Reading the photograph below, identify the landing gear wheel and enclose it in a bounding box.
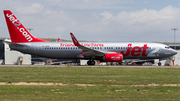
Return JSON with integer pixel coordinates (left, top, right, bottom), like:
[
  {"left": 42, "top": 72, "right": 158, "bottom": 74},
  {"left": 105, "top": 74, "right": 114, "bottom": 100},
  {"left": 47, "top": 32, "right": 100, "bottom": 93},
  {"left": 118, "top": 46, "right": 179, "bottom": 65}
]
[
  {"left": 87, "top": 61, "right": 91, "bottom": 65},
  {"left": 158, "top": 62, "right": 161, "bottom": 66},
  {"left": 87, "top": 60, "right": 95, "bottom": 65},
  {"left": 91, "top": 61, "right": 95, "bottom": 65}
]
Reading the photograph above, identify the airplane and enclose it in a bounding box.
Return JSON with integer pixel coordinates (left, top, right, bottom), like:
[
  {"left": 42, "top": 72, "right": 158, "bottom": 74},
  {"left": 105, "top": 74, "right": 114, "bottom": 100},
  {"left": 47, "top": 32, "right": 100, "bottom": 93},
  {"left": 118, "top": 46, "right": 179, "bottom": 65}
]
[
  {"left": 58, "top": 38, "right": 61, "bottom": 42},
  {"left": 3, "top": 10, "right": 177, "bottom": 66}
]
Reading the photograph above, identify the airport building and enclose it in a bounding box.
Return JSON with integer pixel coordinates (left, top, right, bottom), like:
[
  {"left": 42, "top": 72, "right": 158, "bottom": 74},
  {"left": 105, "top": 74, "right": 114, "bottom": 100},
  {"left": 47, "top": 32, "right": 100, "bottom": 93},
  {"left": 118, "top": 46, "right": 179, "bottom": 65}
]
[
  {"left": 3, "top": 39, "right": 31, "bottom": 65},
  {"left": 0, "top": 40, "right": 4, "bottom": 64}
]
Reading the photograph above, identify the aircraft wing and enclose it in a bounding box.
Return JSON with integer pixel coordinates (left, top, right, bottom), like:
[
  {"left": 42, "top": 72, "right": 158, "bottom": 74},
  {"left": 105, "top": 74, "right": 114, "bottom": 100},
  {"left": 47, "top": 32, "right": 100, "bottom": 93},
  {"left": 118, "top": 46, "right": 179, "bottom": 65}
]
[{"left": 70, "top": 33, "right": 105, "bottom": 57}]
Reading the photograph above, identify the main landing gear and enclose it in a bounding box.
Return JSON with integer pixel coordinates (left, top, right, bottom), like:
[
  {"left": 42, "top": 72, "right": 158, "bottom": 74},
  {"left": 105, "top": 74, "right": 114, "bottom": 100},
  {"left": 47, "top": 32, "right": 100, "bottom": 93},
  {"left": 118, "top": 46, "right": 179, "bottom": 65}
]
[{"left": 87, "top": 60, "right": 95, "bottom": 65}]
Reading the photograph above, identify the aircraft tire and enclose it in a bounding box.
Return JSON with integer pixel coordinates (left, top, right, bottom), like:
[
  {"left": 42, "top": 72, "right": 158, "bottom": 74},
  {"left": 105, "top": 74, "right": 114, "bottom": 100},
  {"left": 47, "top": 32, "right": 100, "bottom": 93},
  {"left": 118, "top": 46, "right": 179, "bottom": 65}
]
[
  {"left": 87, "top": 60, "right": 95, "bottom": 65},
  {"left": 158, "top": 62, "right": 161, "bottom": 66},
  {"left": 87, "top": 61, "right": 91, "bottom": 65},
  {"left": 91, "top": 61, "right": 95, "bottom": 65}
]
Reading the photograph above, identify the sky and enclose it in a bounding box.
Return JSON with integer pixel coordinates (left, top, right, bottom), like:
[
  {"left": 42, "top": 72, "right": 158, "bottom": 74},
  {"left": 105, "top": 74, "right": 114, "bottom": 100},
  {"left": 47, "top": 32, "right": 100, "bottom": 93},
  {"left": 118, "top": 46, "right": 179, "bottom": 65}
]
[{"left": 1, "top": 0, "right": 180, "bottom": 42}]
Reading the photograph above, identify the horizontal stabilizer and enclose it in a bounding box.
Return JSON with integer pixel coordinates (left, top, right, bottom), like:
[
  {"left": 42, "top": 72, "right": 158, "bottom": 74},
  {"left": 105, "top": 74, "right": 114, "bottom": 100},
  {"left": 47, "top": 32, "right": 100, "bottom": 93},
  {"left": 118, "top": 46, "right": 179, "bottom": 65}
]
[{"left": 4, "top": 41, "right": 24, "bottom": 47}]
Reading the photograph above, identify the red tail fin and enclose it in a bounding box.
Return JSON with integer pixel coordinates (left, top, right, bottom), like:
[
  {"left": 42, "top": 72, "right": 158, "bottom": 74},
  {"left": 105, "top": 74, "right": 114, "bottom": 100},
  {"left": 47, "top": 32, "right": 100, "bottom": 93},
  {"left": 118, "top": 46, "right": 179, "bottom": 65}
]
[
  {"left": 4, "top": 10, "right": 49, "bottom": 43},
  {"left": 58, "top": 38, "right": 61, "bottom": 42}
]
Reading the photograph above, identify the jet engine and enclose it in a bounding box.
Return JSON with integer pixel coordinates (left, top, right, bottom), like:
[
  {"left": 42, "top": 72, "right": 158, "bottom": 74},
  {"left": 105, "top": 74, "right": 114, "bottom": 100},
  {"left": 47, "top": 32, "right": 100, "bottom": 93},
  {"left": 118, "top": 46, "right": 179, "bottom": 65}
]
[{"left": 103, "top": 53, "right": 123, "bottom": 62}]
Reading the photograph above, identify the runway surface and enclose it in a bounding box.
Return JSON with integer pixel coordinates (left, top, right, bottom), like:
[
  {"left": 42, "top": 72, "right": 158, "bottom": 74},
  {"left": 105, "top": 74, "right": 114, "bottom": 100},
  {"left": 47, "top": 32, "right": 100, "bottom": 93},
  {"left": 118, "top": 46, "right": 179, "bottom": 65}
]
[{"left": 0, "top": 65, "right": 180, "bottom": 68}]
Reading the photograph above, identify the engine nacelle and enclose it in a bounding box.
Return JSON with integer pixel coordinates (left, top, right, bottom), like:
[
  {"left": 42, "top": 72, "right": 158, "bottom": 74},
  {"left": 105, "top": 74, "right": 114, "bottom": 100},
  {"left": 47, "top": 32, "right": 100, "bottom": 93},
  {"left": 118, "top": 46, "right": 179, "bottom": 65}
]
[{"left": 104, "top": 53, "right": 123, "bottom": 62}]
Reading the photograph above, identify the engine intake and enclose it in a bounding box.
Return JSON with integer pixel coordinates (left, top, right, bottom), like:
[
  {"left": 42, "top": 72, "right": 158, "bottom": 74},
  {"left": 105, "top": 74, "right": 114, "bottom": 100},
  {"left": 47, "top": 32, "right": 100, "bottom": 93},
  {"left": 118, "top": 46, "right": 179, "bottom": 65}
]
[{"left": 104, "top": 53, "right": 123, "bottom": 62}]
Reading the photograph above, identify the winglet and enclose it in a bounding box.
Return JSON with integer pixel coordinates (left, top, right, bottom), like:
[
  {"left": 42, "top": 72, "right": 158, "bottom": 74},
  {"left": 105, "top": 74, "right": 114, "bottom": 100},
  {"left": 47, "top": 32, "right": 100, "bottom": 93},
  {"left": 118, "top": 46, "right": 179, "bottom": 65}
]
[{"left": 70, "top": 32, "right": 81, "bottom": 46}]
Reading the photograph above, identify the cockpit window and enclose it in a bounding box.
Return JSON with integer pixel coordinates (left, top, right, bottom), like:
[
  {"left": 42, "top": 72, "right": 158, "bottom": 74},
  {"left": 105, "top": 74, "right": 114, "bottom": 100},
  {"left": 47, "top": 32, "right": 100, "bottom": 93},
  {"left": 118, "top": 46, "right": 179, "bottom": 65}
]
[{"left": 165, "top": 46, "right": 170, "bottom": 49}]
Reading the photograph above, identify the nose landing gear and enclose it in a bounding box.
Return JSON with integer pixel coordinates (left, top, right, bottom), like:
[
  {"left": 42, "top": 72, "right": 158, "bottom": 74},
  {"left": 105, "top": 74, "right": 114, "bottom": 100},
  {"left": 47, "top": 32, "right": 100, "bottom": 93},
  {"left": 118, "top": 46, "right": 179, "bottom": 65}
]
[{"left": 158, "top": 62, "right": 161, "bottom": 66}]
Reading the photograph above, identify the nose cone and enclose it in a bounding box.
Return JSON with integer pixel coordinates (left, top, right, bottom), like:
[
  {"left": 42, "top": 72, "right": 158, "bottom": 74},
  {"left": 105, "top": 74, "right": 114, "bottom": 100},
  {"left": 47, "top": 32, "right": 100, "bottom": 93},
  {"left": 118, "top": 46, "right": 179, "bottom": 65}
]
[{"left": 172, "top": 49, "right": 178, "bottom": 55}]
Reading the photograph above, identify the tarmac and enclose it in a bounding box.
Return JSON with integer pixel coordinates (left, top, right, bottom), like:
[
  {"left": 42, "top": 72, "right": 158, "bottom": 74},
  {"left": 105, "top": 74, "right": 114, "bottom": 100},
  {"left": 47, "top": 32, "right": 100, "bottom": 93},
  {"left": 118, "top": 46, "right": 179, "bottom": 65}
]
[{"left": 0, "top": 65, "right": 180, "bottom": 68}]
